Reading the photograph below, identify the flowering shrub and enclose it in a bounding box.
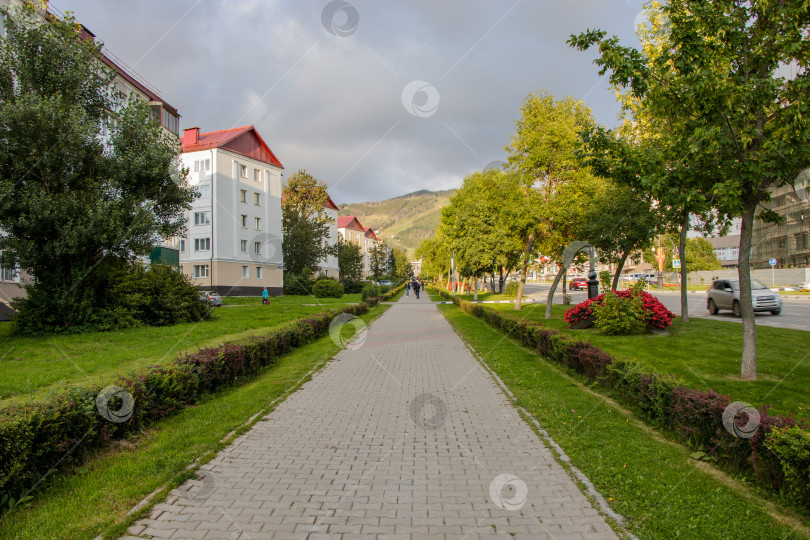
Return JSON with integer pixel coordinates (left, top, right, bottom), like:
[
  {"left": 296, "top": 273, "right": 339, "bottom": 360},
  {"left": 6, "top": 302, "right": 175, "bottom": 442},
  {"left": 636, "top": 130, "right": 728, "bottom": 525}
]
[{"left": 564, "top": 288, "right": 675, "bottom": 329}]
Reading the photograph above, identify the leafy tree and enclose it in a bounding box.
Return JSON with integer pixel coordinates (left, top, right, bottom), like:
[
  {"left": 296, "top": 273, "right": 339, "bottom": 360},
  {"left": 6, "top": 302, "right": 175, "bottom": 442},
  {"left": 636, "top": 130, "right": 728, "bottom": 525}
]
[
  {"left": 416, "top": 235, "right": 450, "bottom": 284},
  {"left": 368, "top": 242, "right": 388, "bottom": 282},
  {"left": 579, "top": 180, "right": 658, "bottom": 289},
  {"left": 438, "top": 170, "right": 527, "bottom": 301},
  {"left": 390, "top": 247, "right": 411, "bottom": 282},
  {"left": 505, "top": 91, "right": 594, "bottom": 310},
  {"left": 643, "top": 235, "right": 721, "bottom": 273},
  {"left": 281, "top": 170, "right": 336, "bottom": 278},
  {"left": 570, "top": 0, "right": 810, "bottom": 379},
  {"left": 337, "top": 235, "right": 363, "bottom": 282},
  {"left": 0, "top": 6, "right": 195, "bottom": 333}
]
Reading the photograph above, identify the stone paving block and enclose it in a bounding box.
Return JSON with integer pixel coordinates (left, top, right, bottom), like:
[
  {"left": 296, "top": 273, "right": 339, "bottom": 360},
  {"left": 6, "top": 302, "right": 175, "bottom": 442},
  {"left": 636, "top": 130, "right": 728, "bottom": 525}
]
[{"left": 124, "top": 296, "right": 617, "bottom": 539}]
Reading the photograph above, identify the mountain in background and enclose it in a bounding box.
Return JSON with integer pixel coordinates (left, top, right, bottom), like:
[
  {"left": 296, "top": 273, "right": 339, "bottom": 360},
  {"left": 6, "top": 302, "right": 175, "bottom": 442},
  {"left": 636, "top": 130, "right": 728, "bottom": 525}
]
[{"left": 338, "top": 189, "right": 455, "bottom": 256}]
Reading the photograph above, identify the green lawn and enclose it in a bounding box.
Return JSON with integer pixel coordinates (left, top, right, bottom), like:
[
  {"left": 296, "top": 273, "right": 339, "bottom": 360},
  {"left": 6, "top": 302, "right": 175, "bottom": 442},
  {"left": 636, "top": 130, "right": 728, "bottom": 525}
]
[
  {"left": 0, "top": 304, "right": 389, "bottom": 539},
  {"left": 483, "top": 302, "right": 810, "bottom": 420},
  {"left": 0, "top": 294, "right": 362, "bottom": 405},
  {"left": 438, "top": 303, "right": 810, "bottom": 538}
]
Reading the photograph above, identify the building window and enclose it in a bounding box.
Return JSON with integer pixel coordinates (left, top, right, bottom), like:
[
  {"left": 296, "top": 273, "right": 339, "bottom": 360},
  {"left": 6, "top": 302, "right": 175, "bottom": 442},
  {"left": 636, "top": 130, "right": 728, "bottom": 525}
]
[
  {"left": 180, "top": 239, "right": 186, "bottom": 252},
  {"left": 240, "top": 240, "right": 247, "bottom": 253},
  {"left": 193, "top": 211, "right": 211, "bottom": 225},
  {"left": 196, "top": 184, "right": 211, "bottom": 198},
  {"left": 240, "top": 189, "right": 247, "bottom": 203},
  {"left": 161, "top": 107, "right": 179, "bottom": 134},
  {"left": 240, "top": 164, "right": 248, "bottom": 178},
  {"left": 0, "top": 250, "right": 17, "bottom": 282},
  {"left": 193, "top": 159, "right": 210, "bottom": 172},
  {"left": 256, "top": 267, "right": 263, "bottom": 279},
  {"left": 194, "top": 238, "right": 211, "bottom": 251},
  {"left": 242, "top": 266, "right": 248, "bottom": 278},
  {"left": 192, "top": 264, "right": 209, "bottom": 278},
  {"left": 241, "top": 215, "right": 247, "bottom": 228},
  {"left": 254, "top": 241, "right": 261, "bottom": 255},
  {"left": 254, "top": 169, "right": 261, "bottom": 182},
  {"left": 253, "top": 192, "right": 261, "bottom": 206},
  {"left": 255, "top": 217, "right": 261, "bottom": 230}
]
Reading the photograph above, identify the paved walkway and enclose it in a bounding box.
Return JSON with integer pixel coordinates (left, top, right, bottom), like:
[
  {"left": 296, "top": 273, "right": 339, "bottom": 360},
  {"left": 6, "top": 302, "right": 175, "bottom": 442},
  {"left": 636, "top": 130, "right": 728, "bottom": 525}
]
[{"left": 125, "top": 292, "right": 616, "bottom": 539}]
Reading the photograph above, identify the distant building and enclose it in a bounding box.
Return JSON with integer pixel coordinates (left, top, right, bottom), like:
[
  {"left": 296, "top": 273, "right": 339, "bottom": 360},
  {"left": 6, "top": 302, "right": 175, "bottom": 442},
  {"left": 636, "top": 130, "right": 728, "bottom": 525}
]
[
  {"left": 179, "top": 126, "right": 285, "bottom": 296},
  {"left": 707, "top": 235, "right": 741, "bottom": 268},
  {"left": 317, "top": 196, "right": 340, "bottom": 279},
  {"left": 751, "top": 172, "right": 810, "bottom": 269},
  {"left": 337, "top": 216, "right": 383, "bottom": 278}
]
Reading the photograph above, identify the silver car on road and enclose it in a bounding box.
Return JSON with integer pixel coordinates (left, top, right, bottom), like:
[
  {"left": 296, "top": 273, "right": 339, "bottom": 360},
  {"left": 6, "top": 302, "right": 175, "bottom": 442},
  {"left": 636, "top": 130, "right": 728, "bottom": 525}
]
[{"left": 706, "top": 278, "right": 781, "bottom": 317}]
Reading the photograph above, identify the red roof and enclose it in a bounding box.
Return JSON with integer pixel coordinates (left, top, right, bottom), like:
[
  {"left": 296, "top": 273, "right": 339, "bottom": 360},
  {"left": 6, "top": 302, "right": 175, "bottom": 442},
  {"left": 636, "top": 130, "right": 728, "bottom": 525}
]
[
  {"left": 324, "top": 196, "right": 339, "bottom": 211},
  {"left": 337, "top": 216, "right": 365, "bottom": 231},
  {"left": 364, "top": 227, "right": 380, "bottom": 240},
  {"left": 181, "top": 126, "right": 283, "bottom": 169}
]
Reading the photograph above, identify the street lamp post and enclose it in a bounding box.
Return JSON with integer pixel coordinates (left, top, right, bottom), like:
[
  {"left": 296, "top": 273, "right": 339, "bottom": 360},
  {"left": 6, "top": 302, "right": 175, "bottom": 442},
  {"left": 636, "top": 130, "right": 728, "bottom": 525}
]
[{"left": 587, "top": 246, "right": 599, "bottom": 299}]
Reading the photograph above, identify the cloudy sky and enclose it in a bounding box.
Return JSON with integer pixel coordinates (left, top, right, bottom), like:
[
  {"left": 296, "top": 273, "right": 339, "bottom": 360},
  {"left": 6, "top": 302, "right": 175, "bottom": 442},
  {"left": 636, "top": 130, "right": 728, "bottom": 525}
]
[{"left": 52, "top": 0, "right": 648, "bottom": 204}]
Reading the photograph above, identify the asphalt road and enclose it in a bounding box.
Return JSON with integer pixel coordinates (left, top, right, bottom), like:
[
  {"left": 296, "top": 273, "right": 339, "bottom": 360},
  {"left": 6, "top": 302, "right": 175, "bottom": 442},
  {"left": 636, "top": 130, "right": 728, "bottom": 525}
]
[{"left": 521, "top": 283, "right": 810, "bottom": 332}]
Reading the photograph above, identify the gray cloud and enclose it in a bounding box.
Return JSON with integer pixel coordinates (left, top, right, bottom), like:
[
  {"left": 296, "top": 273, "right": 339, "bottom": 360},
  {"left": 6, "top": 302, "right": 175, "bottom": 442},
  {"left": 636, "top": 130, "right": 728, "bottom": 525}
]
[{"left": 53, "top": 0, "right": 647, "bottom": 203}]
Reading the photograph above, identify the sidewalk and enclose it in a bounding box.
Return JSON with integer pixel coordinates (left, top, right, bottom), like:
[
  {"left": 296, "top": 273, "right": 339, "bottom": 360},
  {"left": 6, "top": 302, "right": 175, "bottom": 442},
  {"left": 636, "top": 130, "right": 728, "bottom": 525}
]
[{"left": 125, "top": 292, "right": 616, "bottom": 539}]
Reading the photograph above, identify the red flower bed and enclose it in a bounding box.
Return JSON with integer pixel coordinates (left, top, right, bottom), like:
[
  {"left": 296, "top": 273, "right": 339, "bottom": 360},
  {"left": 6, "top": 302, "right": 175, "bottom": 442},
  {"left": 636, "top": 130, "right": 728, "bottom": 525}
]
[{"left": 564, "top": 289, "right": 675, "bottom": 329}]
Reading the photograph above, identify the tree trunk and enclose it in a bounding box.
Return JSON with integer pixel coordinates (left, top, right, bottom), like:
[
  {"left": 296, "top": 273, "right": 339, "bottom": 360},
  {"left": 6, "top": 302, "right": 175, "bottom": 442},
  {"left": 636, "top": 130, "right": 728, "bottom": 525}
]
[
  {"left": 514, "top": 235, "right": 535, "bottom": 311},
  {"left": 473, "top": 276, "right": 478, "bottom": 301},
  {"left": 490, "top": 271, "right": 495, "bottom": 293},
  {"left": 612, "top": 251, "right": 630, "bottom": 290},
  {"left": 545, "top": 265, "right": 566, "bottom": 319},
  {"left": 679, "top": 214, "right": 689, "bottom": 323},
  {"left": 499, "top": 267, "right": 505, "bottom": 293},
  {"left": 739, "top": 199, "right": 758, "bottom": 380}
]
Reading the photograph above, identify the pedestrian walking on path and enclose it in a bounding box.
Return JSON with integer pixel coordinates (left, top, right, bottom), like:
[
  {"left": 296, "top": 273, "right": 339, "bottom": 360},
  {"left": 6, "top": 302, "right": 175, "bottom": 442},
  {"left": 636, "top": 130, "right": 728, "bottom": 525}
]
[
  {"left": 127, "top": 295, "right": 616, "bottom": 539},
  {"left": 405, "top": 280, "right": 410, "bottom": 296},
  {"left": 412, "top": 279, "right": 420, "bottom": 299}
]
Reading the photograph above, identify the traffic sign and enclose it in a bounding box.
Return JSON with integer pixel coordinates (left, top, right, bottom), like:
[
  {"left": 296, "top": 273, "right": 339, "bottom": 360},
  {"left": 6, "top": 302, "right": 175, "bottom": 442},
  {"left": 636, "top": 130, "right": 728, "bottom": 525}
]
[
  {"left": 769, "top": 258, "right": 777, "bottom": 266},
  {"left": 673, "top": 259, "right": 681, "bottom": 269}
]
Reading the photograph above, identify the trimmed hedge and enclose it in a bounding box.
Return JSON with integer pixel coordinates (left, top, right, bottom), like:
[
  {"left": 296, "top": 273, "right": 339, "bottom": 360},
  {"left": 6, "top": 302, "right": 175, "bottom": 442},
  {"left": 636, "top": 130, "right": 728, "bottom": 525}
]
[
  {"left": 433, "top": 288, "right": 810, "bottom": 512},
  {"left": 0, "top": 283, "right": 405, "bottom": 509}
]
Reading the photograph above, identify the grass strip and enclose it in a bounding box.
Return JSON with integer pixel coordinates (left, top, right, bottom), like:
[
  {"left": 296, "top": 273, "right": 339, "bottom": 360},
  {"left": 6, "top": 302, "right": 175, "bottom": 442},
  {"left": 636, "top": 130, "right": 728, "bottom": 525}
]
[
  {"left": 0, "top": 295, "right": 364, "bottom": 404},
  {"left": 0, "top": 305, "right": 389, "bottom": 539},
  {"left": 437, "top": 302, "right": 809, "bottom": 539}
]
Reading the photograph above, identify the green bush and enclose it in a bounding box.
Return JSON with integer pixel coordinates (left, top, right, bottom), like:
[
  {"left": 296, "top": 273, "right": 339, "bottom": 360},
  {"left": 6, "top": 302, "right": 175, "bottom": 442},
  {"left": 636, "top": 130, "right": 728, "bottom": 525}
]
[
  {"left": 591, "top": 290, "right": 645, "bottom": 335},
  {"left": 379, "top": 285, "right": 391, "bottom": 294},
  {"left": 283, "top": 271, "right": 314, "bottom": 295},
  {"left": 504, "top": 281, "right": 519, "bottom": 297},
  {"left": 341, "top": 279, "right": 364, "bottom": 294},
  {"left": 361, "top": 284, "right": 380, "bottom": 300},
  {"left": 12, "top": 262, "right": 212, "bottom": 334},
  {"left": 312, "top": 278, "right": 344, "bottom": 298},
  {"left": 766, "top": 426, "right": 810, "bottom": 508}
]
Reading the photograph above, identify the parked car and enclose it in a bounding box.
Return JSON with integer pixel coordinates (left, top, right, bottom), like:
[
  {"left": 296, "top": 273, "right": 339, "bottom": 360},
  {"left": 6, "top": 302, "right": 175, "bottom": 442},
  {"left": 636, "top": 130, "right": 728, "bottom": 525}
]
[
  {"left": 569, "top": 277, "right": 588, "bottom": 290},
  {"left": 379, "top": 280, "right": 394, "bottom": 286},
  {"left": 199, "top": 291, "right": 223, "bottom": 307},
  {"left": 706, "top": 278, "right": 781, "bottom": 316},
  {"left": 800, "top": 281, "right": 810, "bottom": 292}
]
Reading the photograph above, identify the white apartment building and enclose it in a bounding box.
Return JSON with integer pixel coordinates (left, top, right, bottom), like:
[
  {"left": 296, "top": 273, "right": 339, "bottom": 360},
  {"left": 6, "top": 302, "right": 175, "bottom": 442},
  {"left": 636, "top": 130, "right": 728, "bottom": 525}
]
[
  {"left": 318, "top": 197, "right": 340, "bottom": 279},
  {"left": 179, "top": 126, "right": 284, "bottom": 296}
]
